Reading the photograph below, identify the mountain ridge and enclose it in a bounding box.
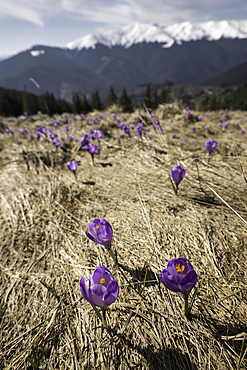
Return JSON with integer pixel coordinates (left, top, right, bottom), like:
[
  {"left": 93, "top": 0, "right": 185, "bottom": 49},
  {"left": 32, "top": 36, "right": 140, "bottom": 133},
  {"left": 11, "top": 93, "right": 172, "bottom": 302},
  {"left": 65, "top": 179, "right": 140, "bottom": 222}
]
[
  {"left": 65, "top": 20, "right": 247, "bottom": 50},
  {"left": 1, "top": 20, "right": 247, "bottom": 102}
]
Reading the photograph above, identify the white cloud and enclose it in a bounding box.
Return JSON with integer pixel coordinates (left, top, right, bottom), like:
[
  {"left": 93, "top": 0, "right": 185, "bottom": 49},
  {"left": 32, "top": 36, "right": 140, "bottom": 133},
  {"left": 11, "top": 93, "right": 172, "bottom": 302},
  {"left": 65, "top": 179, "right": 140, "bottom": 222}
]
[{"left": 0, "top": 0, "right": 246, "bottom": 27}]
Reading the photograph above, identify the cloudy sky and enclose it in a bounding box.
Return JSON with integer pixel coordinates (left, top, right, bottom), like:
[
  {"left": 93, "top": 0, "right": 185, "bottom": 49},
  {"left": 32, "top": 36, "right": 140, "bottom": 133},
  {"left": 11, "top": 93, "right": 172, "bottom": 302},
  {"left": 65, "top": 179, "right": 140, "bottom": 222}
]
[{"left": 1, "top": 0, "right": 247, "bottom": 57}]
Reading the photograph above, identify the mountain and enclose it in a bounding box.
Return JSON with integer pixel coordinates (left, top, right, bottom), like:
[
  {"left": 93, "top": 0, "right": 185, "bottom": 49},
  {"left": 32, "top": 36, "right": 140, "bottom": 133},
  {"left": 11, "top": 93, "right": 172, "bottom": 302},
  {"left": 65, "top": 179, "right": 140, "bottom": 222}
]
[
  {"left": 66, "top": 20, "right": 247, "bottom": 50},
  {"left": 203, "top": 61, "right": 247, "bottom": 86},
  {"left": 0, "top": 20, "right": 247, "bottom": 102}
]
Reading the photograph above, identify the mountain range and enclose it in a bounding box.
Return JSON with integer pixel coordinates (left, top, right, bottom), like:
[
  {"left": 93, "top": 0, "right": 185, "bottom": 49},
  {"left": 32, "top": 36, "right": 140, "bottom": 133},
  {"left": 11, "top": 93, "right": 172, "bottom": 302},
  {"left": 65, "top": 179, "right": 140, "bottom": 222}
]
[{"left": 0, "top": 20, "right": 247, "bottom": 102}]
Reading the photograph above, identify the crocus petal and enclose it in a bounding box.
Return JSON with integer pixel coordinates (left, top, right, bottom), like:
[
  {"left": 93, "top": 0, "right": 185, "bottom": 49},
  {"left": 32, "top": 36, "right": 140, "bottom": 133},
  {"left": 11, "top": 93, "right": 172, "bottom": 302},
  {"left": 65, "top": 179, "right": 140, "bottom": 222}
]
[
  {"left": 90, "top": 265, "right": 112, "bottom": 287},
  {"left": 80, "top": 276, "right": 95, "bottom": 306},
  {"left": 89, "top": 284, "right": 106, "bottom": 309},
  {"left": 85, "top": 231, "right": 102, "bottom": 245},
  {"left": 179, "top": 270, "right": 198, "bottom": 293},
  {"left": 103, "top": 280, "right": 119, "bottom": 306},
  {"left": 161, "top": 269, "right": 182, "bottom": 293}
]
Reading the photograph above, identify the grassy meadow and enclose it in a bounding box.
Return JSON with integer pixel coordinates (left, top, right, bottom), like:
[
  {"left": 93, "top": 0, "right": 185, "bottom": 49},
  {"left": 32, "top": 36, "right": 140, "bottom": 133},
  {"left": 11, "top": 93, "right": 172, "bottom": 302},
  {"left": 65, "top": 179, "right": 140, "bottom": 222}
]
[{"left": 0, "top": 105, "right": 247, "bottom": 369}]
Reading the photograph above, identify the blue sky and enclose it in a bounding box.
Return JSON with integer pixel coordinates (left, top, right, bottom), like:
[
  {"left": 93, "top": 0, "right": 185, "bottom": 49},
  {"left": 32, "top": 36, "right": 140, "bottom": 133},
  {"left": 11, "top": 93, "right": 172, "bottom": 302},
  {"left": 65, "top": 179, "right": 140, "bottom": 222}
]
[{"left": 1, "top": 0, "right": 247, "bottom": 57}]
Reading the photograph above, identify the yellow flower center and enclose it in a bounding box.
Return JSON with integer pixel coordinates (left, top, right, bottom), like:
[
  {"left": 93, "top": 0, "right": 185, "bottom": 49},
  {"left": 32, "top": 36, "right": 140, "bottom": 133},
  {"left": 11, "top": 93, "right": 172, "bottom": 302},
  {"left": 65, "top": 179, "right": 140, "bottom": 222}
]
[
  {"left": 94, "top": 225, "right": 99, "bottom": 229},
  {"left": 176, "top": 264, "right": 185, "bottom": 275},
  {"left": 100, "top": 278, "right": 106, "bottom": 285}
]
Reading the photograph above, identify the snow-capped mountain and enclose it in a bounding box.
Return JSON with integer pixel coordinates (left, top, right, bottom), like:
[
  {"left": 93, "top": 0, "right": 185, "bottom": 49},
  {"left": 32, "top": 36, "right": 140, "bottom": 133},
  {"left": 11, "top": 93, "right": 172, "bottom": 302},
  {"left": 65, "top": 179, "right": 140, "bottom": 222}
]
[
  {"left": 1, "top": 20, "right": 247, "bottom": 102},
  {"left": 66, "top": 20, "right": 247, "bottom": 50}
]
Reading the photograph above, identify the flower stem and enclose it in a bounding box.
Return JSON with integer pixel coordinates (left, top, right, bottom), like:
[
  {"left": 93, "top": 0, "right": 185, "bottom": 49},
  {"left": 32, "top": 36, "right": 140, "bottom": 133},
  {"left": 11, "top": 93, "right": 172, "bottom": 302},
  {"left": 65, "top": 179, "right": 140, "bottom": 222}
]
[
  {"left": 102, "top": 309, "right": 110, "bottom": 332},
  {"left": 91, "top": 154, "right": 95, "bottom": 166},
  {"left": 184, "top": 294, "right": 189, "bottom": 318},
  {"left": 106, "top": 247, "right": 118, "bottom": 266}
]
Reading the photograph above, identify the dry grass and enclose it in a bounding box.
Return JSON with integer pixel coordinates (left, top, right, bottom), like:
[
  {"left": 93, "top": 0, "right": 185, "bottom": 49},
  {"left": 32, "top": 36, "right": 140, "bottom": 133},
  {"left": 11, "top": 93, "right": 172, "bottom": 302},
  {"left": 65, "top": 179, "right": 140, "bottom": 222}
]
[{"left": 0, "top": 106, "right": 247, "bottom": 369}]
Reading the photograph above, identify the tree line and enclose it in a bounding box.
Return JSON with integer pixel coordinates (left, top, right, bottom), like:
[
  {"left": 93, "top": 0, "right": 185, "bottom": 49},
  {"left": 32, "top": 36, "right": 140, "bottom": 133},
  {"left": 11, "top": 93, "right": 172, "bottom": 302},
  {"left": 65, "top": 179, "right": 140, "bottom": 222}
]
[
  {"left": 0, "top": 84, "right": 168, "bottom": 117},
  {"left": 199, "top": 85, "right": 247, "bottom": 111}
]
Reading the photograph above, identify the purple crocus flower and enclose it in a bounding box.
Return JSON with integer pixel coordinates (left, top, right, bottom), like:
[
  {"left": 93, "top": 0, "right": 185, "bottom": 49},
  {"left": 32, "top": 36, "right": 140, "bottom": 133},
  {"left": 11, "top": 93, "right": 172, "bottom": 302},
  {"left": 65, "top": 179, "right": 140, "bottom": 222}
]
[
  {"left": 172, "top": 134, "right": 176, "bottom": 139},
  {"left": 224, "top": 117, "right": 227, "bottom": 122},
  {"left": 187, "top": 110, "right": 192, "bottom": 115},
  {"left": 85, "top": 218, "right": 113, "bottom": 249},
  {"left": 85, "top": 143, "right": 96, "bottom": 154},
  {"left": 65, "top": 125, "right": 71, "bottom": 132},
  {"left": 36, "top": 132, "right": 42, "bottom": 140},
  {"left": 50, "top": 133, "right": 58, "bottom": 139},
  {"left": 100, "top": 115, "right": 106, "bottom": 119},
  {"left": 37, "top": 126, "right": 47, "bottom": 136},
  {"left": 161, "top": 258, "right": 197, "bottom": 296},
  {"left": 54, "top": 121, "right": 60, "bottom": 127},
  {"left": 192, "top": 126, "right": 196, "bottom": 132},
  {"left": 205, "top": 140, "right": 217, "bottom": 155},
  {"left": 80, "top": 113, "right": 85, "bottom": 119},
  {"left": 93, "top": 117, "right": 98, "bottom": 125},
  {"left": 80, "top": 266, "right": 119, "bottom": 310},
  {"left": 5, "top": 128, "right": 9, "bottom": 133},
  {"left": 30, "top": 134, "right": 34, "bottom": 140},
  {"left": 94, "top": 130, "right": 102, "bottom": 141},
  {"left": 67, "top": 134, "right": 74, "bottom": 141},
  {"left": 171, "top": 165, "right": 185, "bottom": 193},
  {"left": 130, "top": 124, "right": 135, "bottom": 129},
  {"left": 197, "top": 116, "right": 203, "bottom": 121},
  {"left": 80, "top": 135, "right": 89, "bottom": 149},
  {"left": 136, "top": 124, "right": 143, "bottom": 140},
  {"left": 124, "top": 127, "right": 131, "bottom": 137},
  {"left": 24, "top": 112, "right": 29, "bottom": 117},
  {"left": 241, "top": 130, "right": 246, "bottom": 135},
  {"left": 49, "top": 128, "right": 53, "bottom": 133},
  {"left": 67, "top": 160, "right": 78, "bottom": 176},
  {"left": 53, "top": 139, "right": 61, "bottom": 147},
  {"left": 170, "top": 119, "right": 173, "bottom": 124},
  {"left": 120, "top": 134, "right": 125, "bottom": 139}
]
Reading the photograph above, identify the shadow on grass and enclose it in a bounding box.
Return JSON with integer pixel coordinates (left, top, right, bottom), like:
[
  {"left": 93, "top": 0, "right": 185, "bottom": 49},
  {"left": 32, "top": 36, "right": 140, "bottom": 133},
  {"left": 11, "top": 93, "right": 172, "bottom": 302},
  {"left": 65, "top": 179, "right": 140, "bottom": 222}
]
[
  {"left": 98, "top": 162, "right": 113, "bottom": 167},
  {"left": 119, "top": 263, "right": 159, "bottom": 288},
  {"left": 82, "top": 181, "right": 95, "bottom": 185},
  {"left": 114, "top": 336, "right": 199, "bottom": 370}
]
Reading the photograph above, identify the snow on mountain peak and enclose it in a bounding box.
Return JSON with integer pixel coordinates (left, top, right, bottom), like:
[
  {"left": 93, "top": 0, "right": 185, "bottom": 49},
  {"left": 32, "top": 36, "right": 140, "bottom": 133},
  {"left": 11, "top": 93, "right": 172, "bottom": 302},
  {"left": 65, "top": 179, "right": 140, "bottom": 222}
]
[{"left": 65, "top": 20, "right": 247, "bottom": 50}]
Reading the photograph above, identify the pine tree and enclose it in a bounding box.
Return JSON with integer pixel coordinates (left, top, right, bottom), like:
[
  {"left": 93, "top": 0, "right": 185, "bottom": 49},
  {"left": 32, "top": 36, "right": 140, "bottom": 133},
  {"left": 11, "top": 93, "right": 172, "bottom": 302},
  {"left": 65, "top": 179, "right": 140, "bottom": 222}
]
[
  {"left": 91, "top": 90, "right": 104, "bottom": 111},
  {"left": 144, "top": 84, "right": 151, "bottom": 108},
  {"left": 107, "top": 85, "right": 118, "bottom": 107},
  {"left": 159, "top": 89, "right": 167, "bottom": 104},
  {"left": 120, "top": 88, "right": 133, "bottom": 112},
  {"left": 82, "top": 95, "right": 92, "bottom": 113},
  {"left": 153, "top": 87, "right": 159, "bottom": 108},
  {"left": 72, "top": 91, "right": 83, "bottom": 113}
]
